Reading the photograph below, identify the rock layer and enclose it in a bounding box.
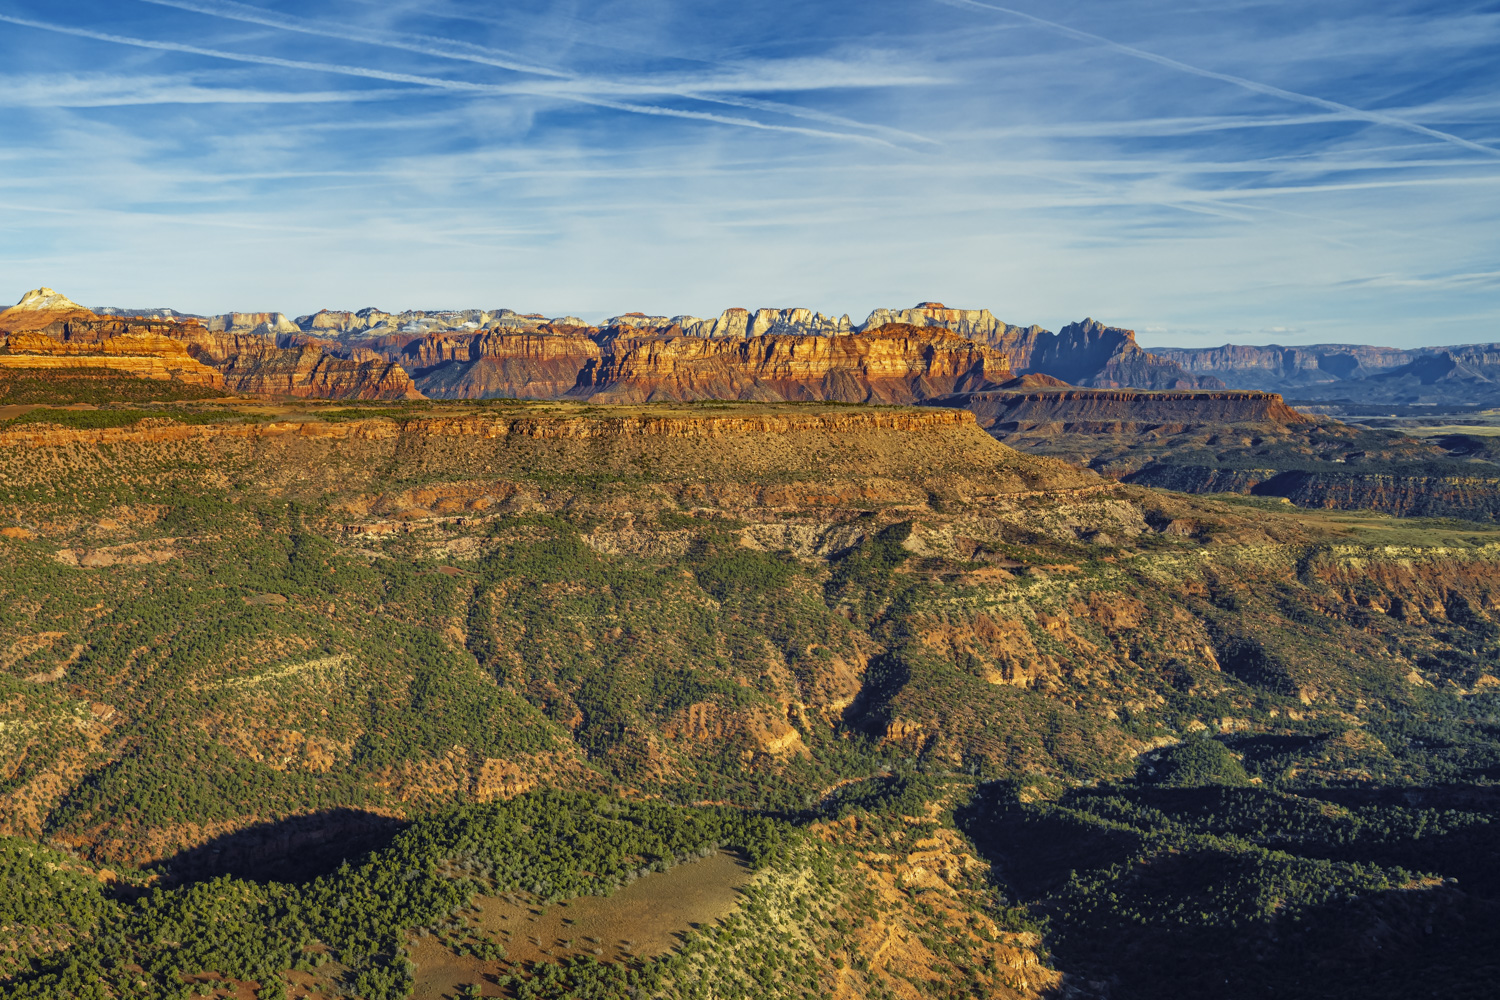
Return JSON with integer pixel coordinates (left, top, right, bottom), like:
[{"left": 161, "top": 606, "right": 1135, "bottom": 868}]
[
  {"left": 576, "top": 325, "right": 1010, "bottom": 403},
  {"left": 929, "top": 388, "right": 1309, "bottom": 430},
  {"left": 1, "top": 319, "right": 223, "bottom": 387}
]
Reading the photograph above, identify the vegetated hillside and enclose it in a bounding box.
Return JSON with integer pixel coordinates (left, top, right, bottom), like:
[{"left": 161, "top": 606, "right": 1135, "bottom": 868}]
[{"left": 2, "top": 398, "right": 1499, "bottom": 998}]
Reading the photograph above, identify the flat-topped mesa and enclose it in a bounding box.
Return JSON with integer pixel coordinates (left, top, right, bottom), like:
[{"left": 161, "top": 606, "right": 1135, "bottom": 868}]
[
  {"left": 928, "top": 387, "right": 1311, "bottom": 431},
  {"left": 0, "top": 403, "right": 1097, "bottom": 502}
]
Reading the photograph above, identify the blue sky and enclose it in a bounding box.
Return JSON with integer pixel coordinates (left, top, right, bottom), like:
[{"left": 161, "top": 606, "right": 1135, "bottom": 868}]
[{"left": 0, "top": 0, "right": 1496, "bottom": 346}]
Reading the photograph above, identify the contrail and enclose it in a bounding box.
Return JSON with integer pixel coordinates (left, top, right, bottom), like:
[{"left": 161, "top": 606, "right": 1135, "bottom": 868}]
[
  {"left": 134, "top": 0, "right": 937, "bottom": 145},
  {"left": 136, "top": 0, "right": 571, "bottom": 78},
  {"left": 0, "top": 13, "right": 899, "bottom": 146},
  {"left": 938, "top": 0, "right": 1500, "bottom": 160}
]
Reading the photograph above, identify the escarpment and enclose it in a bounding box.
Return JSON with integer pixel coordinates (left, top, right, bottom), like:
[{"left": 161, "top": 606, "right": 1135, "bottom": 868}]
[
  {"left": 403, "top": 329, "right": 603, "bottom": 399},
  {"left": 216, "top": 343, "right": 422, "bottom": 399},
  {"left": 575, "top": 324, "right": 1011, "bottom": 403},
  {"left": 0, "top": 403, "right": 1092, "bottom": 501},
  {"left": 927, "top": 387, "right": 1309, "bottom": 430},
  {"left": 0, "top": 314, "right": 420, "bottom": 400},
  {"left": 0, "top": 318, "right": 224, "bottom": 387}
]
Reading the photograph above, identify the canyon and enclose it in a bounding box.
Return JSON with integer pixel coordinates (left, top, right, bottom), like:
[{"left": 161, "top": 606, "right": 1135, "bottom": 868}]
[{"left": 2, "top": 395, "right": 1499, "bottom": 1000}]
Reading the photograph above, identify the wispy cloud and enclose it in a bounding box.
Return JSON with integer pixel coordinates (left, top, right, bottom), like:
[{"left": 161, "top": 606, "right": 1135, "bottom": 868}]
[
  {"left": 0, "top": 12, "right": 907, "bottom": 146},
  {"left": 0, "top": 0, "right": 1495, "bottom": 345},
  {"left": 937, "top": 0, "right": 1500, "bottom": 160},
  {"left": 3, "top": 73, "right": 428, "bottom": 106},
  {"left": 136, "top": 0, "right": 571, "bottom": 78},
  {"left": 132, "top": 0, "right": 940, "bottom": 143}
]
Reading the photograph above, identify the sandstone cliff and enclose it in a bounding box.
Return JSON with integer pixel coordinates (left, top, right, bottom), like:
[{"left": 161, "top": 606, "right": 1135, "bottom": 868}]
[
  {"left": 0, "top": 288, "right": 1235, "bottom": 402},
  {"left": 217, "top": 343, "right": 423, "bottom": 399},
  {"left": 577, "top": 325, "right": 1011, "bottom": 404},
  {"left": 405, "top": 329, "right": 601, "bottom": 399},
  {"left": 992, "top": 318, "right": 1224, "bottom": 390},
  {"left": 1, "top": 312, "right": 418, "bottom": 399},
  {"left": 1, "top": 318, "right": 223, "bottom": 387},
  {"left": 398, "top": 324, "right": 1014, "bottom": 403}
]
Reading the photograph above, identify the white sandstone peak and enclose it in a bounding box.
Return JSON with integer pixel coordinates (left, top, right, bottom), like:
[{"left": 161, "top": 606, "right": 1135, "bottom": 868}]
[{"left": 8, "top": 287, "right": 85, "bottom": 312}]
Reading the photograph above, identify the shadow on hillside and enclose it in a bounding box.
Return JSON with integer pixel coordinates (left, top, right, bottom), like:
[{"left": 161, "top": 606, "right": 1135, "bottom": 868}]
[
  {"left": 157, "top": 808, "right": 407, "bottom": 884},
  {"left": 959, "top": 781, "right": 1500, "bottom": 1000}
]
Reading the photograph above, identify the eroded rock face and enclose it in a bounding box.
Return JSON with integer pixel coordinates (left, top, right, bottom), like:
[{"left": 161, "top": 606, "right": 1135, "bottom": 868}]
[
  {"left": 404, "top": 329, "right": 602, "bottom": 399},
  {"left": 995, "top": 318, "right": 1224, "bottom": 390},
  {"left": 576, "top": 325, "right": 1010, "bottom": 404},
  {"left": 0, "top": 318, "right": 224, "bottom": 387},
  {"left": 218, "top": 344, "right": 423, "bottom": 399}
]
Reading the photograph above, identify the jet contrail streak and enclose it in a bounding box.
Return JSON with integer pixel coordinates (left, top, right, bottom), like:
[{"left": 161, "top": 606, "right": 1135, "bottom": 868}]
[
  {"left": 0, "top": 13, "right": 897, "bottom": 146},
  {"left": 939, "top": 0, "right": 1500, "bottom": 160}
]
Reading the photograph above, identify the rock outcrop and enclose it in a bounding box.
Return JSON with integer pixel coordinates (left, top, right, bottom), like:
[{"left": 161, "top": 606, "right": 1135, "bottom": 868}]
[
  {"left": 0, "top": 287, "right": 95, "bottom": 332},
  {"left": 990, "top": 319, "right": 1223, "bottom": 390},
  {"left": 862, "top": 302, "right": 1027, "bottom": 341},
  {"left": 298, "top": 308, "right": 396, "bottom": 335},
  {"left": 672, "top": 307, "right": 856, "bottom": 339}
]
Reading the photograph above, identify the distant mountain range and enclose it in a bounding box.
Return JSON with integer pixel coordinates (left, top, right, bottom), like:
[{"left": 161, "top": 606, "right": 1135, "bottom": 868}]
[
  {"left": 1151, "top": 343, "right": 1500, "bottom": 407},
  {"left": 11, "top": 289, "right": 1496, "bottom": 407},
  {"left": 71, "top": 299, "right": 1221, "bottom": 394}
]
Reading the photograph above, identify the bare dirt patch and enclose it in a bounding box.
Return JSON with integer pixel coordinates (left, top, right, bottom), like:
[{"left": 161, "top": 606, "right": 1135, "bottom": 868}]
[{"left": 409, "top": 850, "right": 752, "bottom": 999}]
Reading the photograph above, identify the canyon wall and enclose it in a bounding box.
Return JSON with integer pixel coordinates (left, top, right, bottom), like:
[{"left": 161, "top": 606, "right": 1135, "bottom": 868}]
[
  {"left": 1, "top": 319, "right": 224, "bottom": 387},
  {"left": 576, "top": 324, "right": 1010, "bottom": 404}
]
